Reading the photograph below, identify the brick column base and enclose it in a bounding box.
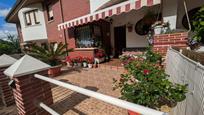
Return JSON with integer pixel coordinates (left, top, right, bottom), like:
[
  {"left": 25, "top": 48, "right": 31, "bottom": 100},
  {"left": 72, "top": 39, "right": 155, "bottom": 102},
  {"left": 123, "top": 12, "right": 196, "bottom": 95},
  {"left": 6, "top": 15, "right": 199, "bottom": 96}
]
[
  {"left": 0, "top": 67, "right": 15, "bottom": 106},
  {"left": 12, "top": 70, "right": 53, "bottom": 115}
]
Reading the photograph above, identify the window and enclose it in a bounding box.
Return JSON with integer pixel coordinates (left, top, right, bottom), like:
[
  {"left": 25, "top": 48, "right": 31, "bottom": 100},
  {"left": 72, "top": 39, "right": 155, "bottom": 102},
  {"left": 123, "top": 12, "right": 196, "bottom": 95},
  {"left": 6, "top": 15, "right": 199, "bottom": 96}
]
[
  {"left": 24, "top": 9, "right": 40, "bottom": 26},
  {"left": 47, "top": 4, "right": 54, "bottom": 21},
  {"left": 75, "top": 25, "right": 102, "bottom": 48}
]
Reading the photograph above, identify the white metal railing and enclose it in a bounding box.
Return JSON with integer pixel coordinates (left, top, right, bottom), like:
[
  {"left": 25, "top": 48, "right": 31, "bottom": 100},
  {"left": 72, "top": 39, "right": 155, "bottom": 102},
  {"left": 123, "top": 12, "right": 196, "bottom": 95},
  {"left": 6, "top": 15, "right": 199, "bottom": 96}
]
[
  {"left": 169, "top": 47, "right": 204, "bottom": 69},
  {"left": 39, "top": 102, "right": 60, "bottom": 115},
  {"left": 34, "top": 74, "right": 168, "bottom": 115},
  {"left": 166, "top": 48, "right": 204, "bottom": 115}
]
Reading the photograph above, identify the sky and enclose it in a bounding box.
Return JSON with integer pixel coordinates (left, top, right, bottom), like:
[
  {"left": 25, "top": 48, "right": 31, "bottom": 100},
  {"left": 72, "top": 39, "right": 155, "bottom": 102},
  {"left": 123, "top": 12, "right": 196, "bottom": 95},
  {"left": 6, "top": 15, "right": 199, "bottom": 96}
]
[{"left": 0, "top": 0, "right": 17, "bottom": 39}]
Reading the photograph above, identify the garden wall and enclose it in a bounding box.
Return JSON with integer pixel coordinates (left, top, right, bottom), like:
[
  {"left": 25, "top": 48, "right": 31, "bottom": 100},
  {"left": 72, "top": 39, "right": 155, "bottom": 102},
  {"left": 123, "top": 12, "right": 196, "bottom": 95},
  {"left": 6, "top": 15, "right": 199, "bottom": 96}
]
[
  {"left": 153, "top": 32, "right": 188, "bottom": 56},
  {"left": 165, "top": 48, "right": 204, "bottom": 115}
]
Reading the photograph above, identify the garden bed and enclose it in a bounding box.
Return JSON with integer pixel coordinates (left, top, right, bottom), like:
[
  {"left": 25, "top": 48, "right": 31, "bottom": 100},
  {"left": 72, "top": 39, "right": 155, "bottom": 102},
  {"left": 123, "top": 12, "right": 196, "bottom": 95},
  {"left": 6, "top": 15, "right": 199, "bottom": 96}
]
[{"left": 172, "top": 47, "right": 204, "bottom": 65}]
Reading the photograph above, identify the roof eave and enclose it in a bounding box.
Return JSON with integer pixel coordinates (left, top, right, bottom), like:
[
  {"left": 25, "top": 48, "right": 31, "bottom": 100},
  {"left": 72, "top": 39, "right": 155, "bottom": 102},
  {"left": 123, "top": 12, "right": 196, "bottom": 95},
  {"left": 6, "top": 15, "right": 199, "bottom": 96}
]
[{"left": 5, "top": 0, "right": 23, "bottom": 23}]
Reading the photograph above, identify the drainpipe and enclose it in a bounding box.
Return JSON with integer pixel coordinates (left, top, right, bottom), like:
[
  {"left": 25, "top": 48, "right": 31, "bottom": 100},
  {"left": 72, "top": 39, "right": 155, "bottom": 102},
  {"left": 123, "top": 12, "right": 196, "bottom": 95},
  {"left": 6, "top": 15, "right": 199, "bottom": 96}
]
[
  {"left": 59, "top": 0, "right": 68, "bottom": 56},
  {"left": 183, "top": 0, "right": 191, "bottom": 32}
]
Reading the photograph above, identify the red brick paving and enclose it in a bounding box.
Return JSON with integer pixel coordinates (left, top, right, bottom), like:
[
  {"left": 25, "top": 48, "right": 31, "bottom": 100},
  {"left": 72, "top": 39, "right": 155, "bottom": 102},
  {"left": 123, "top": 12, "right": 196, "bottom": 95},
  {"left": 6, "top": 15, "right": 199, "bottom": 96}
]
[
  {"left": 0, "top": 105, "right": 17, "bottom": 115},
  {"left": 0, "top": 65, "right": 127, "bottom": 115},
  {"left": 51, "top": 67, "right": 128, "bottom": 115}
]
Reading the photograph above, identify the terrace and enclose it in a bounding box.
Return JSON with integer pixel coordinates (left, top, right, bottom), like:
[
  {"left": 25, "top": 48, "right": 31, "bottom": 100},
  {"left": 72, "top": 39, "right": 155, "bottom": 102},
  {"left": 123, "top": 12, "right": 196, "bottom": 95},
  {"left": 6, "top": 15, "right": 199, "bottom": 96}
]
[
  {"left": 51, "top": 66, "right": 126, "bottom": 115},
  {"left": 0, "top": 46, "right": 204, "bottom": 115}
]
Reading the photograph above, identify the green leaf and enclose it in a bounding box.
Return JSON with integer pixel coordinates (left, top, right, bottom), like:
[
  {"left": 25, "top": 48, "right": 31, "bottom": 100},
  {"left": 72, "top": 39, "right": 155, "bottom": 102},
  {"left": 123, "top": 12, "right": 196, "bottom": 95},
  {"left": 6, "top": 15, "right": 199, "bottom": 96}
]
[{"left": 200, "top": 21, "right": 204, "bottom": 25}]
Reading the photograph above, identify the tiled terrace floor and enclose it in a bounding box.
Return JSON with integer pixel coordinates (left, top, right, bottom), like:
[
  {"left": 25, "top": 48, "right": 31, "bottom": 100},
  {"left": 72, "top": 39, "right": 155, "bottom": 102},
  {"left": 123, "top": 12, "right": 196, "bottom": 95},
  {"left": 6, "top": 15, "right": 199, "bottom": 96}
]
[
  {"left": 0, "top": 105, "right": 17, "bottom": 115},
  {"left": 0, "top": 62, "right": 127, "bottom": 115},
  {"left": 51, "top": 66, "right": 128, "bottom": 115}
]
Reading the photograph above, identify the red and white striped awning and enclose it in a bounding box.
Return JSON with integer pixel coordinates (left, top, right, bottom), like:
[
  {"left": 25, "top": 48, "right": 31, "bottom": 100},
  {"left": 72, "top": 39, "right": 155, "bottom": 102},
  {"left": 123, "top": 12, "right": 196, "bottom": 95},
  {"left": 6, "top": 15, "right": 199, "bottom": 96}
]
[{"left": 58, "top": 0, "right": 161, "bottom": 30}]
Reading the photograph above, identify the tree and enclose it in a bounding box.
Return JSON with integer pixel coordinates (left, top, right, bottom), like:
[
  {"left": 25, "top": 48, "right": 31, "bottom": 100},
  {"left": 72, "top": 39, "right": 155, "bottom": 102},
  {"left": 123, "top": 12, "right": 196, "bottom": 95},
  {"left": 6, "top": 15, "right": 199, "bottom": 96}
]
[
  {"left": 6, "top": 33, "right": 21, "bottom": 53},
  {"left": 0, "top": 33, "right": 21, "bottom": 55},
  {"left": 0, "top": 40, "right": 14, "bottom": 55},
  {"left": 27, "top": 42, "right": 73, "bottom": 66}
]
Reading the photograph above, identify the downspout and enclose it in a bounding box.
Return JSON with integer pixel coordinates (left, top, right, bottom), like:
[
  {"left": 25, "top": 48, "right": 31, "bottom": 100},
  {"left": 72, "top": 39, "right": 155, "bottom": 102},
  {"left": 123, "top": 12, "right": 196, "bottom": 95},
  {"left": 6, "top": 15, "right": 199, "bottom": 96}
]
[
  {"left": 59, "top": 0, "right": 68, "bottom": 56},
  {"left": 183, "top": 0, "right": 191, "bottom": 32}
]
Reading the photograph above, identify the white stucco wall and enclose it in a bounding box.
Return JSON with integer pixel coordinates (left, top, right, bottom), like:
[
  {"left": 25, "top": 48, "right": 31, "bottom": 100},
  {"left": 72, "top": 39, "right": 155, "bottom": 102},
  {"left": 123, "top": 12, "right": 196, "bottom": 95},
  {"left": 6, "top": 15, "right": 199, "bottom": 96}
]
[
  {"left": 110, "top": 5, "right": 161, "bottom": 48},
  {"left": 18, "top": 3, "right": 48, "bottom": 42},
  {"left": 89, "top": 0, "right": 111, "bottom": 13},
  {"left": 162, "top": 0, "right": 178, "bottom": 30}
]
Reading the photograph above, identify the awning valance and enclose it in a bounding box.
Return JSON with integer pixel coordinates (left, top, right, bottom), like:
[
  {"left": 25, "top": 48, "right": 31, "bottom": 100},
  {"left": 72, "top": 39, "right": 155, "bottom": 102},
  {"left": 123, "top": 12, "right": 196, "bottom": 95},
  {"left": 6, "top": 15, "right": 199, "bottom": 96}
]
[{"left": 58, "top": 0, "right": 161, "bottom": 30}]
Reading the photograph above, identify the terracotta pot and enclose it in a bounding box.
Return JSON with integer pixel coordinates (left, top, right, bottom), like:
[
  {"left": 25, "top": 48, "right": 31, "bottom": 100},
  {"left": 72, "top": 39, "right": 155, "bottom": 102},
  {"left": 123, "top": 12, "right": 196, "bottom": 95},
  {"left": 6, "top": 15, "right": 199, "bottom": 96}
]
[
  {"left": 48, "top": 65, "right": 62, "bottom": 77},
  {"left": 128, "top": 110, "right": 140, "bottom": 115}
]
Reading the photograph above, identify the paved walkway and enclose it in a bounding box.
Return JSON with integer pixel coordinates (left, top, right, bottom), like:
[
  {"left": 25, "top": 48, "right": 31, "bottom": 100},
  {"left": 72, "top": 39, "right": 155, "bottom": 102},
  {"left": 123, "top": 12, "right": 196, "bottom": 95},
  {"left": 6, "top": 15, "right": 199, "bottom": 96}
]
[
  {"left": 0, "top": 65, "right": 127, "bottom": 115},
  {"left": 0, "top": 105, "right": 17, "bottom": 115},
  {"left": 51, "top": 67, "right": 128, "bottom": 115}
]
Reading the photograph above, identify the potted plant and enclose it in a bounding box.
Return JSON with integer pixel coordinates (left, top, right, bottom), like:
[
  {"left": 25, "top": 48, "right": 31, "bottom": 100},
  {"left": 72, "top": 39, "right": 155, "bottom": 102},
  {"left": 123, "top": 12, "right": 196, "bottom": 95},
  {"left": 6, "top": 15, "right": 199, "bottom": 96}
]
[
  {"left": 95, "top": 49, "right": 105, "bottom": 63},
  {"left": 88, "top": 57, "right": 94, "bottom": 68},
  {"left": 76, "top": 56, "right": 82, "bottom": 67},
  {"left": 152, "top": 21, "right": 170, "bottom": 35},
  {"left": 114, "top": 50, "right": 187, "bottom": 114},
  {"left": 71, "top": 58, "right": 78, "bottom": 67},
  {"left": 27, "top": 42, "right": 73, "bottom": 77},
  {"left": 66, "top": 56, "right": 72, "bottom": 67},
  {"left": 82, "top": 57, "right": 88, "bottom": 68}
]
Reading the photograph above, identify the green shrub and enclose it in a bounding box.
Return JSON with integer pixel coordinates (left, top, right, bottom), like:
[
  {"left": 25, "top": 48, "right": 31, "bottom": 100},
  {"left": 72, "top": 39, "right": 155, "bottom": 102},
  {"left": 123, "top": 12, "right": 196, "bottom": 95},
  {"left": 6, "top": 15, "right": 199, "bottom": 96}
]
[{"left": 114, "top": 49, "right": 187, "bottom": 111}]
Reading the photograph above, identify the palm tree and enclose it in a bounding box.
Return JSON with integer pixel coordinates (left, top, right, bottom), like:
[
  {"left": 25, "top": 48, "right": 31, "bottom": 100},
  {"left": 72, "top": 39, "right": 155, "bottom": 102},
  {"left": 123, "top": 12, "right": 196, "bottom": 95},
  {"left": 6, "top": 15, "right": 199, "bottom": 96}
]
[
  {"left": 6, "top": 34, "right": 21, "bottom": 53},
  {"left": 27, "top": 42, "right": 73, "bottom": 66}
]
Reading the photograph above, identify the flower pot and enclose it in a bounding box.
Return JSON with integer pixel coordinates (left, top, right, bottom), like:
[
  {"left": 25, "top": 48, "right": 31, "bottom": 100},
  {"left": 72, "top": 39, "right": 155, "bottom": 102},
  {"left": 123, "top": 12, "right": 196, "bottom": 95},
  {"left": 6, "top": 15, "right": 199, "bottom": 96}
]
[
  {"left": 48, "top": 65, "right": 62, "bottom": 77},
  {"left": 160, "top": 105, "right": 172, "bottom": 113},
  {"left": 82, "top": 62, "right": 88, "bottom": 68},
  {"left": 154, "top": 26, "right": 163, "bottom": 35},
  {"left": 73, "top": 63, "right": 78, "bottom": 67},
  {"left": 88, "top": 64, "right": 93, "bottom": 68},
  {"left": 128, "top": 110, "right": 140, "bottom": 115},
  {"left": 77, "top": 63, "right": 82, "bottom": 67},
  {"left": 66, "top": 62, "right": 71, "bottom": 67}
]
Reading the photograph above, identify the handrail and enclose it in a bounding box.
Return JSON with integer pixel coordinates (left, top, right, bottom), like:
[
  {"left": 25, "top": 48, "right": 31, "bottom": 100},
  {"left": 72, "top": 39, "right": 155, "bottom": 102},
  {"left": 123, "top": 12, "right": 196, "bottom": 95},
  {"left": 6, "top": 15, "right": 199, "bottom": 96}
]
[
  {"left": 39, "top": 102, "right": 60, "bottom": 115},
  {"left": 34, "top": 74, "right": 168, "bottom": 115}
]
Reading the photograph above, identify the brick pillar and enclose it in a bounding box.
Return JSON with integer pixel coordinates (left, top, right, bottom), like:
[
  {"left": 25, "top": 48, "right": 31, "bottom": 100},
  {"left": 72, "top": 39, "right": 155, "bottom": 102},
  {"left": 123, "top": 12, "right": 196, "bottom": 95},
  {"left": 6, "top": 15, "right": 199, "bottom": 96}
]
[
  {"left": 12, "top": 70, "right": 53, "bottom": 115},
  {"left": 153, "top": 32, "right": 188, "bottom": 56},
  {"left": 3, "top": 55, "right": 52, "bottom": 115},
  {"left": 0, "top": 67, "right": 15, "bottom": 106}
]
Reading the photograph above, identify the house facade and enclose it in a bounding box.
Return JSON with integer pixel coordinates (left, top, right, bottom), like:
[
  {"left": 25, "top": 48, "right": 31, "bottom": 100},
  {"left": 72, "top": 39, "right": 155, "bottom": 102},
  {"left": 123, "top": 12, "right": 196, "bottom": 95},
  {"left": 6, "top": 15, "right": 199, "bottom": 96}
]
[{"left": 6, "top": 0, "right": 204, "bottom": 58}]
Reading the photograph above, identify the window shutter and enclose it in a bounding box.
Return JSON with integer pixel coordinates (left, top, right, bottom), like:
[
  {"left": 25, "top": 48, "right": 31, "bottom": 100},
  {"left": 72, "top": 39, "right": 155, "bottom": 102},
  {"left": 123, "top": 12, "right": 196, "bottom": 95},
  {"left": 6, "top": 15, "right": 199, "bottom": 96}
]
[
  {"left": 34, "top": 10, "right": 40, "bottom": 24},
  {"left": 25, "top": 13, "right": 31, "bottom": 25}
]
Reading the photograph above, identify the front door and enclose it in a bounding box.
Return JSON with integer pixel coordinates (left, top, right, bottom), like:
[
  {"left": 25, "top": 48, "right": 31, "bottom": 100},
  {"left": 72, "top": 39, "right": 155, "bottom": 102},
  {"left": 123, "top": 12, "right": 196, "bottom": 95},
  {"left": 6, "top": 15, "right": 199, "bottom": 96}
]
[{"left": 114, "top": 26, "right": 126, "bottom": 58}]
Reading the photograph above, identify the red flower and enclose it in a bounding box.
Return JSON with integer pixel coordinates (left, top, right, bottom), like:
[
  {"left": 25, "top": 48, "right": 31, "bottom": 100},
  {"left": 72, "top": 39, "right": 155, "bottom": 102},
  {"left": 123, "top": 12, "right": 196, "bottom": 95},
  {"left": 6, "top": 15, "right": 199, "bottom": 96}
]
[
  {"left": 66, "top": 56, "right": 71, "bottom": 62},
  {"left": 143, "top": 69, "right": 150, "bottom": 75},
  {"left": 95, "top": 49, "right": 105, "bottom": 58},
  {"left": 88, "top": 57, "right": 94, "bottom": 64},
  {"left": 76, "top": 56, "right": 83, "bottom": 63}
]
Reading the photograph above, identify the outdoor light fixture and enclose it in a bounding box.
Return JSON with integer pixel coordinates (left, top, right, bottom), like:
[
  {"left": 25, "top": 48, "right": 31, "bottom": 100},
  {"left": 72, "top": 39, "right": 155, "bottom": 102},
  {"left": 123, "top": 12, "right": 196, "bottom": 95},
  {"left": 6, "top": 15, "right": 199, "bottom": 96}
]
[{"left": 8, "top": 80, "right": 16, "bottom": 89}]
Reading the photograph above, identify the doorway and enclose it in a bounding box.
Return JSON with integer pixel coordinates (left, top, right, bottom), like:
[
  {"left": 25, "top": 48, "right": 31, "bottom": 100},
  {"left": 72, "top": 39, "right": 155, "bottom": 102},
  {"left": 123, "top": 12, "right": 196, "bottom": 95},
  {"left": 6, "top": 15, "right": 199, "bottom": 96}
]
[{"left": 114, "top": 26, "right": 126, "bottom": 58}]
